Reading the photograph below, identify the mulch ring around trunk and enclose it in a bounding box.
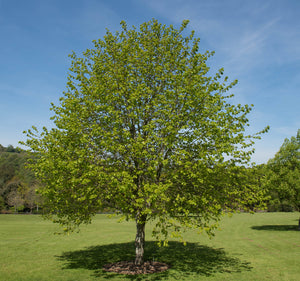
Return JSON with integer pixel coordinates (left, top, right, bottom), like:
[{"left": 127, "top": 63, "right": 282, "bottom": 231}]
[{"left": 102, "top": 261, "right": 170, "bottom": 275}]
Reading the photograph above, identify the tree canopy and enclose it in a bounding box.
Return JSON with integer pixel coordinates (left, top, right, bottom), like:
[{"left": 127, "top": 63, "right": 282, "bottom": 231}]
[
  {"left": 23, "top": 19, "right": 268, "bottom": 264},
  {"left": 264, "top": 129, "right": 300, "bottom": 212},
  {"left": 0, "top": 145, "right": 40, "bottom": 213}
]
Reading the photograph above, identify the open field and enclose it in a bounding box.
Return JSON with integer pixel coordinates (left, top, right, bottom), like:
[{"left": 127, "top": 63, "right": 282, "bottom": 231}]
[{"left": 0, "top": 212, "right": 299, "bottom": 281}]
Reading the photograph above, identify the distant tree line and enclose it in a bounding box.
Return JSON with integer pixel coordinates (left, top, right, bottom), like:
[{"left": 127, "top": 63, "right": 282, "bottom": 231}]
[
  {"left": 0, "top": 145, "right": 43, "bottom": 213},
  {"left": 0, "top": 129, "right": 299, "bottom": 214},
  {"left": 262, "top": 129, "right": 300, "bottom": 213}
]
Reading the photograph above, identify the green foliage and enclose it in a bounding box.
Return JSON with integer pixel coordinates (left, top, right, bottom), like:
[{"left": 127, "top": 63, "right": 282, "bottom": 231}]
[
  {"left": 0, "top": 195, "right": 5, "bottom": 211},
  {"left": 0, "top": 145, "right": 41, "bottom": 212},
  {"left": 263, "top": 129, "right": 300, "bottom": 212},
  {"left": 23, "top": 19, "right": 267, "bottom": 240}
]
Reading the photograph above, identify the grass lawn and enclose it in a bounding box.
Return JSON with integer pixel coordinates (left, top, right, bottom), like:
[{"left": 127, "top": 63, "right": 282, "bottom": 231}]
[{"left": 0, "top": 212, "right": 299, "bottom": 281}]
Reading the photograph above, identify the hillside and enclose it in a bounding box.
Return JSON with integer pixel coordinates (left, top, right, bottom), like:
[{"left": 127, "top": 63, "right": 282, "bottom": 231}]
[{"left": 0, "top": 145, "right": 41, "bottom": 213}]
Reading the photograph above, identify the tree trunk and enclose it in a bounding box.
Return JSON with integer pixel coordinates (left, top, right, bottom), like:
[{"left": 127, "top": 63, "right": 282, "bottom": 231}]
[
  {"left": 135, "top": 214, "right": 146, "bottom": 265},
  {"left": 298, "top": 217, "right": 300, "bottom": 231}
]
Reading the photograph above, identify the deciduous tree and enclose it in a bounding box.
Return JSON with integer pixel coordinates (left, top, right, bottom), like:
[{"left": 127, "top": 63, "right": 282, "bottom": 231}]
[
  {"left": 23, "top": 19, "right": 268, "bottom": 264},
  {"left": 264, "top": 129, "right": 300, "bottom": 228},
  {"left": 7, "top": 189, "right": 24, "bottom": 213},
  {"left": 24, "top": 185, "right": 42, "bottom": 213}
]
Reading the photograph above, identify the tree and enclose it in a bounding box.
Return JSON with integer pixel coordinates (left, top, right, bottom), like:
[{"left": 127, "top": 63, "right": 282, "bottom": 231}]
[
  {"left": 23, "top": 19, "right": 268, "bottom": 265},
  {"left": 0, "top": 179, "right": 20, "bottom": 208},
  {"left": 0, "top": 195, "right": 5, "bottom": 212},
  {"left": 235, "top": 165, "right": 269, "bottom": 212},
  {"left": 0, "top": 147, "right": 37, "bottom": 211},
  {"left": 24, "top": 184, "right": 43, "bottom": 213},
  {"left": 7, "top": 189, "right": 24, "bottom": 213},
  {"left": 264, "top": 129, "right": 300, "bottom": 228}
]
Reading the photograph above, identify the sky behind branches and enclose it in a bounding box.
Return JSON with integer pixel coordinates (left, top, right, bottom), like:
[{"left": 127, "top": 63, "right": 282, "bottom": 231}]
[{"left": 0, "top": 0, "right": 299, "bottom": 164}]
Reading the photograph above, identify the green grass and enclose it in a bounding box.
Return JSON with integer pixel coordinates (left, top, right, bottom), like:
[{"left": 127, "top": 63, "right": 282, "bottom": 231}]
[{"left": 0, "top": 213, "right": 299, "bottom": 281}]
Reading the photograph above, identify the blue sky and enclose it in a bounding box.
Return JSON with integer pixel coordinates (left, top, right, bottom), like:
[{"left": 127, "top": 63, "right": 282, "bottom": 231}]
[{"left": 0, "top": 0, "right": 299, "bottom": 164}]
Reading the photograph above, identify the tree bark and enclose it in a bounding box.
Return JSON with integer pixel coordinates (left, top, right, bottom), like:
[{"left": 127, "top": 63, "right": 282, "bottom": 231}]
[
  {"left": 135, "top": 214, "right": 146, "bottom": 265},
  {"left": 298, "top": 217, "right": 300, "bottom": 231}
]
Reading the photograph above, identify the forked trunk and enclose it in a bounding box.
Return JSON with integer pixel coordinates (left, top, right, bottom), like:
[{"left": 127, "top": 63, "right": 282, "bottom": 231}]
[{"left": 135, "top": 215, "right": 146, "bottom": 265}]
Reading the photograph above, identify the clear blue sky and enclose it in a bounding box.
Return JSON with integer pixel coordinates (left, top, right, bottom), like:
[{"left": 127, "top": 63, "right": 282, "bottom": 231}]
[{"left": 0, "top": 0, "right": 299, "bottom": 164}]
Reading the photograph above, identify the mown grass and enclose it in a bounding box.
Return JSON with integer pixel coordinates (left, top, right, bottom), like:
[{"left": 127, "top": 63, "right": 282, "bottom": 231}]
[{"left": 0, "top": 212, "right": 299, "bottom": 281}]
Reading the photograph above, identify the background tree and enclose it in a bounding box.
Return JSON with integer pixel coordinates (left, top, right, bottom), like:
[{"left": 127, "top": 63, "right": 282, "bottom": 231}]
[
  {"left": 234, "top": 165, "right": 268, "bottom": 212},
  {"left": 0, "top": 145, "right": 38, "bottom": 212},
  {"left": 263, "top": 129, "right": 300, "bottom": 228},
  {"left": 23, "top": 19, "right": 268, "bottom": 265},
  {"left": 0, "top": 196, "right": 5, "bottom": 212},
  {"left": 7, "top": 189, "right": 24, "bottom": 213},
  {"left": 24, "top": 184, "right": 43, "bottom": 213}
]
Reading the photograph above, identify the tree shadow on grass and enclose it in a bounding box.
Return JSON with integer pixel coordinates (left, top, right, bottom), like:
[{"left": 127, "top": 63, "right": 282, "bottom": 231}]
[
  {"left": 252, "top": 225, "right": 299, "bottom": 231},
  {"left": 57, "top": 241, "right": 252, "bottom": 280}
]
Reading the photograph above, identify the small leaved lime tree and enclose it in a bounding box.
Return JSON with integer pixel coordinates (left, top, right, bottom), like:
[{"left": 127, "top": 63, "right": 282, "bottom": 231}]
[{"left": 23, "top": 19, "right": 268, "bottom": 265}]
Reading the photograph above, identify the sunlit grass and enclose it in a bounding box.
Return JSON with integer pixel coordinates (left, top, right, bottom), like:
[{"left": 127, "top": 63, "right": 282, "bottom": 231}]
[{"left": 0, "top": 212, "right": 299, "bottom": 280}]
